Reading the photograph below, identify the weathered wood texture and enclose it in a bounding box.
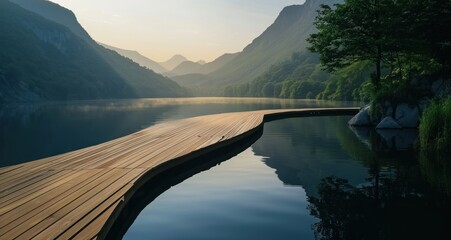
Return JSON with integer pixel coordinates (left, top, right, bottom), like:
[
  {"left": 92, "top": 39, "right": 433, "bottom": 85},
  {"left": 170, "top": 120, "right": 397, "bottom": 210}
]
[{"left": 0, "top": 108, "right": 359, "bottom": 239}]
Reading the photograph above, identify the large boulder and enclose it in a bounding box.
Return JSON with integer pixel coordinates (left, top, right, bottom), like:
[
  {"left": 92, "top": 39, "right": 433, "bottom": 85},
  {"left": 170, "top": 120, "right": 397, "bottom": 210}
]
[
  {"left": 348, "top": 105, "right": 371, "bottom": 126},
  {"left": 395, "top": 104, "right": 420, "bottom": 128},
  {"left": 376, "top": 117, "right": 402, "bottom": 129}
]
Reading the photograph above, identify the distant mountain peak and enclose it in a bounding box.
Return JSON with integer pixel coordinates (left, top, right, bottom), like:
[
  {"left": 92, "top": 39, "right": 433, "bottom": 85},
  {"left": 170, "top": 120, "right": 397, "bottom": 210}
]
[
  {"left": 170, "top": 55, "right": 187, "bottom": 62},
  {"left": 99, "top": 42, "right": 167, "bottom": 73},
  {"left": 168, "top": 52, "right": 239, "bottom": 78},
  {"left": 160, "top": 55, "right": 188, "bottom": 71}
]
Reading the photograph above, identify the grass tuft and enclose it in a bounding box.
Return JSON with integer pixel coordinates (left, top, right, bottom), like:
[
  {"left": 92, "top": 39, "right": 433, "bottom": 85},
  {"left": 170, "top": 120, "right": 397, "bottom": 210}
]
[{"left": 419, "top": 97, "right": 451, "bottom": 153}]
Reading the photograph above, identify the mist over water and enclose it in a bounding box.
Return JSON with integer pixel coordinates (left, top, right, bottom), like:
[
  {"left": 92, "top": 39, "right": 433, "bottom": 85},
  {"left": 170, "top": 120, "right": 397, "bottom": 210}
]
[{"left": 0, "top": 98, "right": 357, "bottom": 167}]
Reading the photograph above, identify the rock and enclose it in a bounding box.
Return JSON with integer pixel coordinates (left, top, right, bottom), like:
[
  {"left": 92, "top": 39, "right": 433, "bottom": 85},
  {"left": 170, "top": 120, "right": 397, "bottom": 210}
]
[
  {"left": 348, "top": 105, "right": 371, "bottom": 126},
  {"left": 384, "top": 101, "right": 394, "bottom": 117},
  {"left": 376, "top": 117, "right": 402, "bottom": 129},
  {"left": 395, "top": 104, "right": 420, "bottom": 128}
]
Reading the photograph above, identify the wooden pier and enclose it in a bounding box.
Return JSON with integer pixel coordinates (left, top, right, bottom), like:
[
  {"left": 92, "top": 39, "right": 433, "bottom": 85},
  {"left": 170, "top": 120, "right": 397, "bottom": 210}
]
[{"left": 0, "top": 108, "right": 359, "bottom": 239}]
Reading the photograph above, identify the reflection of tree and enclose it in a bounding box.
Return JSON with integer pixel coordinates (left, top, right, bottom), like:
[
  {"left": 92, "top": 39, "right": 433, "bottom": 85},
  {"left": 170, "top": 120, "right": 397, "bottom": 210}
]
[
  {"left": 310, "top": 118, "right": 451, "bottom": 239},
  {"left": 419, "top": 152, "right": 451, "bottom": 196},
  {"left": 308, "top": 171, "right": 451, "bottom": 240},
  {"left": 308, "top": 177, "right": 374, "bottom": 240}
]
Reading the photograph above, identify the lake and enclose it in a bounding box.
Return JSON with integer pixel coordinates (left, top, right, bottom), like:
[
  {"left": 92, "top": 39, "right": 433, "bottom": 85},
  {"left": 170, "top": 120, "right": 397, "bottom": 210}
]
[
  {"left": 1, "top": 98, "right": 450, "bottom": 239},
  {"left": 0, "top": 98, "right": 354, "bottom": 167}
]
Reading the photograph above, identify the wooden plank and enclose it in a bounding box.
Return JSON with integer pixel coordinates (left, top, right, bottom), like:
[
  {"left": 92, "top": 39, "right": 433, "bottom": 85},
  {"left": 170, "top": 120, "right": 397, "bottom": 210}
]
[
  {"left": 0, "top": 169, "right": 67, "bottom": 206},
  {"left": 69, "top": 199, "right": 122, "bottom": 240},
  {"left": 27, "top": 169, "right": 145, "bottom": 240},
  {"left": 2, "top": 169, "right": 131, "bottom": 239},
  {"left": 0, "top": 108, "right": 359, "bottom": 240},
  {"left": 0, "top": 170, "right": 104, "bottom": 234},
  {"left": 0, "top": 170, "right": 90, "bottom": 215}
]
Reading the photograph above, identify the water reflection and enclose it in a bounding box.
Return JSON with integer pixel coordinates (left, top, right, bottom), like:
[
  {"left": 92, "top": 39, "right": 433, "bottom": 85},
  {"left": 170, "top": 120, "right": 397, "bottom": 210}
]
[
  {"left": 0, "top": 98, "right": 357, "bottom": 167},
  {"left": 121, "top": 116, "right": 451, "bottom": 239},
  {"left": 105, "top": 129, "right": 263, "bottom": 240},
  {"left": 308, "top": 170, "right": 451, "bottom": 239},
  {"left": 254, "top": 118, "right": 451, "bottom": 239},
  {"left": 124, "top": 140, "right": 317, "bottom": 240},
  {"left": 253, "top": 117, "right": 368, "bottom": 197},
  {"left": 419, "top": 152, "right": 451, "bottom": 196},
  {"left": 0, "top": 101, "right": 177, "bottom": 167}
]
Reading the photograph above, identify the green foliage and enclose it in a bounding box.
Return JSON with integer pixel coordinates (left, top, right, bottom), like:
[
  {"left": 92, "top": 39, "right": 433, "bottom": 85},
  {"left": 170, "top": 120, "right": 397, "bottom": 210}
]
[
  {"left": 308, "top": 0, "right": 451, "bottom": 98},
  {"left": 223, "top": 51, "right": 372, "bottom": 101},
  {"left": 419, "top": 97, "right": 451, "bottom": 153},
  {"left": 0, "top": 1, "right": 186, "bottom": 103},
  {"left": 319, "top": 61, "right": 372, "bottom": 101},
  {"left": 223, "top": 52, "right": 323, "bottom": 98},
  {"left": 308, "top": 0, "right": 398, "bottom": 89},
  {"left": 209, "top": 3, "right": 336, "bottom": 87},
  {"left": 369, "top": 75, "right": 426, "bottom": 120}
]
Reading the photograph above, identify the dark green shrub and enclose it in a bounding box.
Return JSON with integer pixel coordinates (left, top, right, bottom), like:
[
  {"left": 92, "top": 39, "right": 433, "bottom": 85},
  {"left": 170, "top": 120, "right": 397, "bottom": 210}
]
[{"left": 419, "top": 97, "right": 451, "bottom": 153}]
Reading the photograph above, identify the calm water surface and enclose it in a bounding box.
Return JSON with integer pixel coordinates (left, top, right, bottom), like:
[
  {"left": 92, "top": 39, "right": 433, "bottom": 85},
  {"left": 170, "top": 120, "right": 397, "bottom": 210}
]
[
  {"left": 1, "top": 98, "right": 450, "bottom": 239},
  {"left": 0, "top": 98, "right": 355, "bottom": 167},
  {"left": 123, "top": 116, "right": 451, "bottom": 239}
]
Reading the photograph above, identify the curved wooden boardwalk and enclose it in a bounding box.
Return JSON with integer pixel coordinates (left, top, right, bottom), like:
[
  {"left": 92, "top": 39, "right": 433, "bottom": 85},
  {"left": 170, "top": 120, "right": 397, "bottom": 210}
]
[{"left": 0, "top": 108, "right": 359, "bottom": 239}]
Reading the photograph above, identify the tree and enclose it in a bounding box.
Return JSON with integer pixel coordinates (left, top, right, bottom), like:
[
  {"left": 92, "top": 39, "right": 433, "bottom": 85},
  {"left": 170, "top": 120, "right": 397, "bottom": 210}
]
[
  {"left": 308, "top": 0, "right": 451, "bottom": 92},
  {"left": 308, "top": 0, "right": 399, "bottom": 91}
]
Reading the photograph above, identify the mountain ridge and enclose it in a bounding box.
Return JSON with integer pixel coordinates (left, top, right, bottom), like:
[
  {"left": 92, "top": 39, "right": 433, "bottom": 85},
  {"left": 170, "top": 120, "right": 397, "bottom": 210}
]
[
  {"left": 168, "top": 52, "right": 239, "bottom": 77},
  {"left": 99, "top": 43, "right": 167, "bottom": 73},
  {"left": 207, "top": 0, "right": 340, "bottom": 86},
  {"left": 159, "top": 55, "right": 188, "bottom": 71},
  {"left": 1, "top": 0, "right": 187, "bottom": 102},
  {"left": 9, "top": 0, "right": 92, "bottom": 42},
  {"left": 173, "top": 0, "right": 342, "bottom": 95}
]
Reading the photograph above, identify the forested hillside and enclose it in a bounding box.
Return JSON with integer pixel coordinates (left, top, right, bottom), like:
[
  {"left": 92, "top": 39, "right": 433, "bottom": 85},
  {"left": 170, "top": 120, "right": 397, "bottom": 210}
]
[
  {"left": 224, "top": 52, "right": 372, "bottom": 100},
  {"left": 0, "top": 0, "right": 186, "bottom": 103},
  {"left": 100, "top": 43, "right": 167, "bottom": 74},
  {"left": 176, "top": 0, "right": 345, "bottom": 97}
]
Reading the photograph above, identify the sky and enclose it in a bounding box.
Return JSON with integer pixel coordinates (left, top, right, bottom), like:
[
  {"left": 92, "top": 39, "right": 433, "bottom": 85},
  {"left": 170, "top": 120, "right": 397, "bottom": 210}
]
[{"left": 48, "top": 0, "right": 305, "bottom": 62}]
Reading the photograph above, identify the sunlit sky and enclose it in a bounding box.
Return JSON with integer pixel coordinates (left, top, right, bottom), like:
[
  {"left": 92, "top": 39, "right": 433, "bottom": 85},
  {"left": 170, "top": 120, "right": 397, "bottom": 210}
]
[{"left": 49, "top": 0, "right": 305, "bottom": 62}]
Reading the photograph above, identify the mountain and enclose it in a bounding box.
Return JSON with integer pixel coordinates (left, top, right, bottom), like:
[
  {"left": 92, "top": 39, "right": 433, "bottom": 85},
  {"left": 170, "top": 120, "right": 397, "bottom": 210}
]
[
  {"left": 220, "top": 0, "right": 373, "bottom": 101},
  {"left": 172, "top": 74, "right": 213, "bottom": 89},
  {"left": 223, "top": 52, "right": 371, "bottom": 101},
  {"left": 9, "top": 0, "right": 91, "bottom": 41},
  {"left": 99, "top": 43, "right": 167, "bottom": 73},
  {"left": 159, "top": 55, "right": 187, "bottom": 71},
  {"left": 186, "top": 0, "right": 342, "bottom": 93},
  {"left": 203, "top": 53, "right": 239, "bottom": 75},
  {"left": 168, "top": 53, "right": 239, "bottom": 78},
  {"left": 197, "top": 60, "right": 206, "bottom": 65},
  {"left": 208, "top": 1, "right": 326, "bottom": 86},
  {"left": 168, "top": 61, "right": 204, "bottom": 77},
  {"left": 2, "top": 0, "right": 186, "bottom": 103}
]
